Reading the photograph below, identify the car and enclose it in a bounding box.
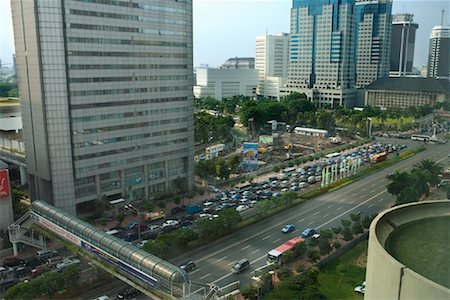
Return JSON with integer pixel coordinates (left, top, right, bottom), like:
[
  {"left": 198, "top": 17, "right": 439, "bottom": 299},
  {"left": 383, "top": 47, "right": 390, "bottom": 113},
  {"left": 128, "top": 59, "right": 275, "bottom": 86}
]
[
  {"left": 231, "top": 259, "right": 250, "bottom": 274},
  {"left": 117, "top": 287, "right": 139, "bottom": 299},
  {"left": 127, "top": 220, "right": 140, "bottom": 230},
  {"left": 13, "top": 266, "right": 31, "bottom": 278},
  {"left": 290, "top": 186, "right": 300, "bottom": 191},
  {"left": 299, "top": 182, "right": 308, "bottom": 188},
  {"left": 281, "top": 188, "right": 288, "bottom": 193},
  {"left": 147, "top": 224, "right": 162, "bottom": 233},
  {"left": 235, "top": 205, "right": 249, "bottom": 212},
  {"left": 171, "top": 206, "right": 185, "bottom": 215},
  {"left": 24, "top": 256, "right": 42, "bottom": 268},
  {"left": 0, "top": 278, "right": 19, "bottom": 292},
  {"left": 272, "top": 192, "right": 282, "bottom": 198},
  {"left": 281, "top": 224, "right": 296, "bottom": 233},
  {"left": 354, "top": 281, "right": 366, "bottom": 294},
  {"left": 301, "top": 227, "right": 318, "bottom": 238},
  {"left": 203, "top": 201, "right": 214, "bottom": 207},
  {"left": 95, "top": 296, "right": 111, "bottom": 300},
  {"left": 162, "top": 220, "right": 179, "bottom": 228},
  {"left": 56, "top": 258, "right": 81, "bottom": 270},
  {"left": 137, "top": 240, "right": 148, "bottom": 248},
  {"left": 1, "top": 258, "right": 25, "bottom": 268},
  {"left": 31, "top": 265, "right": 50, "bottom": 278},
  {"left": 199, "top": 213, "right": 212, "bottom": 219},
  {"left": 36, "top": 249, "right": 58, "bottom": 260},
  {"left": 179, "top": 260, "right": 196, "bottom": 272}
]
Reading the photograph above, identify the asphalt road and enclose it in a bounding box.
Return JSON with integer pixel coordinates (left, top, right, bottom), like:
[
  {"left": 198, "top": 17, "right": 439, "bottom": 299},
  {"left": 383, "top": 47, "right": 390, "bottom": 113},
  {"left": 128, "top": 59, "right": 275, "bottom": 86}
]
[
  {"left": 83, "top": 138, "right": 449, "bottom": 299},
  {"left": 171, "top": 139, "right": 449, "bottom": 290}
]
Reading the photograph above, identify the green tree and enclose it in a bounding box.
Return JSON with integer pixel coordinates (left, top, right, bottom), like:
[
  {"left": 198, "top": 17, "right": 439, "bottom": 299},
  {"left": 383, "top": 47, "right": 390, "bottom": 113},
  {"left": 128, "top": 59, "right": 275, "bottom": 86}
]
[
  {"left": 307, "top": 249, "right": 320, "bottom": 262},
  {"left": 316, "top": 110, "right": 336, "bottom": 134},
  {"left": 342, "top": 226, "right": 353, "bottom": 241},
  {"left": 387, "top": 171, "right": 414, "bottom": 196},
  {"left": 256, "top": 199, "right": 273, "bottom": 215},
  {"left": 218, "top": 208, "right": 241, "bottom": 228},
  {"left": 280, "top": 191, "right": 297, "bottom": 206},
  {"left": 414, "top": 159, "right": 443, "bottom": 187},
  {"left": 61, "top": 264, "right": 81, "bottom": 288},
  {"left": 396, "top": 186, "right": 419, "bottom": 205},
  {"left": 143, "top": 240, "right": 169, "bottom": 256},
  {"left": 240, "top": 286, "right": 258, "bottom": 300},
  {"left": 277, "top": 266, "right": 293, "bottom": 280}
]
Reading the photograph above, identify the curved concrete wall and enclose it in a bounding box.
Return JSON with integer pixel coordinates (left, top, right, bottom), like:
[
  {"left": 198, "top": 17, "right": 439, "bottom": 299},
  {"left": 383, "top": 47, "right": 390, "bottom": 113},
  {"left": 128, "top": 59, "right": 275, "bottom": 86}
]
[{"left": 365, "top": 200, "right": 450, "bottom": 300}]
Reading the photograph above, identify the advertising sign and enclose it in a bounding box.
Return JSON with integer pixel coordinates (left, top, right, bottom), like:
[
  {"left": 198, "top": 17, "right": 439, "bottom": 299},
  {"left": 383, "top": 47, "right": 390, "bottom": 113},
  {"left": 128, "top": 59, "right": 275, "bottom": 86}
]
[
  {"left": 0, "top": 169, "right": 10, "bottom": 198},
  {"left": 243, "top": 143, "right": 258, "bottom": 167}
]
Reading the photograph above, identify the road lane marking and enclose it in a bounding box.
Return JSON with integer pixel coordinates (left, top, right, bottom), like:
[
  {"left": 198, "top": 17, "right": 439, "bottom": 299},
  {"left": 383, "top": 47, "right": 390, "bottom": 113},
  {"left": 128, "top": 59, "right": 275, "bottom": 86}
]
[
  {"left": 378, "top": 198, "right": 384, "bottom": 202},
  {"left": 337, "top": 207, "right": 343, "bottom": 211},
  {"left": 251, "top": 249, "right": 260, "bottom": 255},
  {"left": 370, "top": 189, "right": 376, "bottom": 193},
  {"left": 262, "top": 235, "right": 271, "bottom": 240},
  {"left": 227, "top": 261, "right": 235, "bottom": 266},
  {"left": 370, "top": 183, "right": 376, "bottom": 187},
  {"left": 327, "top": 204, "right": 334, "bottom": 209},
  {"left": 323, "top": 213, "right": 329, "bottom": 218},
  {"left": 352, "top": 193, "right": 358, "bottom": 197},
  {"left": 272, "top": 238, "right": 281, "bottom": 244},
  {"left": 298, "top": 218, "right": 305, "bottom": 223},
  {"left": 241, "top": 245, "right": 250, "bottom": 251},
  {"left": 308, "top": 221, "right": 314, "bottom": 225},
  {"left": 200, "top": 273, "right": 211, "bottom": 280},
  {"left": 362, "top": 188, "right": 368, "bottom": 192},
  {"left": 217, "top": 256, "right": 227, "bottom": 262},
  {"left": 368, "top": 204, "right": 374, "bottom": 208},
  {"left": 190, "top": 269, "right": 200, "bottom": 274},
  {"left": 313, "top": 211, "right": 320, "bottom": 216}
]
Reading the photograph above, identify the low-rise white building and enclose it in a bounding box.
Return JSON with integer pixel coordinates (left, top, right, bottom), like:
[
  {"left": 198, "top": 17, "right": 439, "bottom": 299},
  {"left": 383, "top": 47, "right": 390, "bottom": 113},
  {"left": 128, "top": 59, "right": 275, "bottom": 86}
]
[{"left": 194, "top": 68, "right": 258, "bottom": 100}]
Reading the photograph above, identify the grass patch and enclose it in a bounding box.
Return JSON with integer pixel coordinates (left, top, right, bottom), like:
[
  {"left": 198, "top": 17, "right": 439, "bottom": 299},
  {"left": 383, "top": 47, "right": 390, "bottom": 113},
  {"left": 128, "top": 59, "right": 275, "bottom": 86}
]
[
  {"left": 318, "top": 241, "right": 367, "bottom": 300},
  {"left": 385, "top": 216, "right": 450, "bottom": 289}
]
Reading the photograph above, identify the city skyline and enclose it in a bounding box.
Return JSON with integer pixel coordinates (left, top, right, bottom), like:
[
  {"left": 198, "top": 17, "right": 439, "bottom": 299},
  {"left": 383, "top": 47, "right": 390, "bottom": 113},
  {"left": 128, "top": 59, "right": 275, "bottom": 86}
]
[{"left": 1, "top": 1, "right": 449, "bottom": 70}]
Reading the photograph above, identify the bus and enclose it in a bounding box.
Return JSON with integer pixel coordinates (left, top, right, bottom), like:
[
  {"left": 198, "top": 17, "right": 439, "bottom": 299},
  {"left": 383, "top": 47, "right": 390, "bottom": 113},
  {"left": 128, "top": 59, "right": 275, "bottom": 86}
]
[
  {"left": 267, "top": 236, "right": 304, "bottom": 264},
  {"left": 280, "top": 167, "right": 297, "bottom": 177},
  {"left": 323, "top": 152, "right": 341, "bottom": 164},
  {"left": 370, "top": 151, "right": 387, "bottom": 164},
  {"left": 411, "top": 134, "right": 430, "bottom": 142},
  {"left": 235, "top": 182, "right": 253, "bottom": 193}
]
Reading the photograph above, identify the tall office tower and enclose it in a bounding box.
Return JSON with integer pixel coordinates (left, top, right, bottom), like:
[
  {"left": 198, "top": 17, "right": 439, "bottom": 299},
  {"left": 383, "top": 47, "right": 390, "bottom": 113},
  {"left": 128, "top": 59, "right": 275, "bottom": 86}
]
[
  {"left": 11, "top": 0, "right": 194, "bottom": 215},
  {"left": 427, "top": 26, "right": 450, "bottom": 80},
  {"left": 255, "top": 33, "right": 289, "bottom": 99},
  {"left": 389, "top": 14, "right": 418, "bottom": 77},
  {"left": 354, "top": 0, "right": 392, "bottom": 88},
  {"left": 285, "top": 0, "right": 357, "bottom": 107}
]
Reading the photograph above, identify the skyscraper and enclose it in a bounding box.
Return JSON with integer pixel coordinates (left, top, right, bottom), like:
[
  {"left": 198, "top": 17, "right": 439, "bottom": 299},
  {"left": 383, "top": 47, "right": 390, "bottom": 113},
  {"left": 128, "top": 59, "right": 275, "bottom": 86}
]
[
  {"left": 354, "top": 0, "right": 392, "bottom": 88},
  {"left": 11, "top": 0, "right": 194, "bottom": 215},
  {"left": 427, "top": 26, "right": 450, "bottom": 80},
  {"left": 285, "top": 0, "right": 357, "bottom": 107},
  {"left": 255, "top": 33, "right": 289, "bottom": 99},
  {"left": 389, "top": 14, "right": 418, "bottom": 77}
]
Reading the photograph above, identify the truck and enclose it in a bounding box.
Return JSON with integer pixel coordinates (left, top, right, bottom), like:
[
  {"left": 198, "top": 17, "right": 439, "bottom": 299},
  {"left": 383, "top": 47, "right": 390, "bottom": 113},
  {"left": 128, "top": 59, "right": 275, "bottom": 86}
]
[
  {"left": 186, "top": 204, "right": 202, "bottom": 215},
  {"left": 143, "top": 211, "right": 165, "bottom": 222}
]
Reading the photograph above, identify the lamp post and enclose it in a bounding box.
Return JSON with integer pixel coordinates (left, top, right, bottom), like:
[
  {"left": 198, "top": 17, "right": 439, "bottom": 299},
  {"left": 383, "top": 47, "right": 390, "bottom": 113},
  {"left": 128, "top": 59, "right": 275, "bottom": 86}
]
[{"left": 125, "top": 204, "right": 142, "bottom": 240}]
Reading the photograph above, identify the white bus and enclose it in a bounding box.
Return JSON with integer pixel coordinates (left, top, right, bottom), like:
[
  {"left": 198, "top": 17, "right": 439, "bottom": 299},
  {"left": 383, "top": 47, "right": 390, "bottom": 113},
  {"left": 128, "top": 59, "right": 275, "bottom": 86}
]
[
  {"left": 280, "top": 167, "right": 297, "bottom": 177},
  {"left": 323, "top": 152, "right": 341, "bottom": 164},
  {"left": 411, "top": 134, "right": 430, "bottom": 142}
]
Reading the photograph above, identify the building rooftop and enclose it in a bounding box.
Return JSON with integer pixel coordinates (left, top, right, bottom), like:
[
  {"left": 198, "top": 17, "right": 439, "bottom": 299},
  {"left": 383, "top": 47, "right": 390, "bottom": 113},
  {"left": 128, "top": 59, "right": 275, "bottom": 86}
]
[{"left": 366, "top": 77, "right": 450, "bottom": 93}]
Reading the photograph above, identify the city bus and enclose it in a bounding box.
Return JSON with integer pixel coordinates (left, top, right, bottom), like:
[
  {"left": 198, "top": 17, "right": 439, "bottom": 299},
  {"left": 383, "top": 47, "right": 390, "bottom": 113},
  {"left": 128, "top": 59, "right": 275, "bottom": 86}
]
[
  {"left": 323, "top": 152, "right": 341, "bottom": 164},
  {"left": 370, "top": 151, "right": 387, "bottom": 164},
  {"left": 411, "top": 134, "right": 430, "bottom": 142},
  {"left": 279, "top": 167, "right": 297, "bottom": 177},
  {"left": 267, "top": 236, "right": 304, "bottom": 264}
]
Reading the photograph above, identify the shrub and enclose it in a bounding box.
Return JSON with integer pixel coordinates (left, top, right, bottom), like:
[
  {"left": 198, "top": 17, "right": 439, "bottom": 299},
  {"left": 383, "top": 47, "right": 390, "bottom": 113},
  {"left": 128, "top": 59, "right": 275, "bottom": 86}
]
[
  {"left": 332, "top": 226, "right": 342, "bottom": 235},
  {"left": 273, "top": 166, "right": 280, "bottom": 173},
  {"left": 198, "top": 190, "right": 205, "bottom": 196},
  {"left": 352, "top": 222, "right": 364, "bottom": 235},
  {"left": 350, "top": 213, "right": 361, "bottom": 222},
  {"left": 342, "top": 227, "right": 353, "bottom": 241},
  {"left": 173, "top": 196, "right": 181, "bottom": 205},
  {"left": 277, "top": 266, "right": 293, "bottom": 280},
  {"left": 157, "top": 201, "right": 166, "bottom": 208},
  {"left": 187, "top": 192, "right": 194, "bottom": 199},
  {"left": 341, "top": 219, "right": 351, "bottom": 228},
  {"left": 296, "top": 264, "right": 305, "bottom": 274},
  {"left": 332, "top": 241, "right": 341, "bottom": 249},
  {"left": 307, "top": 249, "right": 320, "bottom": 262},
  {"left": 362, "top": 215, "right": 372, "bottom": 229},
  {"left": 240, "top": 286, "right": 258, "bottom": 300}
]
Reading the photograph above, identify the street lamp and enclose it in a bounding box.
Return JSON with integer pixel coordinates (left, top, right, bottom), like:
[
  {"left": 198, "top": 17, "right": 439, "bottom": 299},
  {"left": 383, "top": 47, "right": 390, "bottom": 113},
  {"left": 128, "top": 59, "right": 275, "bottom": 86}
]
[{"left": 125, "top": 204, "right": 142, "bottom": 240}]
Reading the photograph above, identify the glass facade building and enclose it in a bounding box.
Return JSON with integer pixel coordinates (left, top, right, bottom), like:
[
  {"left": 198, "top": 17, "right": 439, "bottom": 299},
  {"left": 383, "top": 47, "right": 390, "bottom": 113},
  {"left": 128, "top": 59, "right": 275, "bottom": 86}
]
[{"left": 11, "top": 0, "right": 194, "bottom": 215}]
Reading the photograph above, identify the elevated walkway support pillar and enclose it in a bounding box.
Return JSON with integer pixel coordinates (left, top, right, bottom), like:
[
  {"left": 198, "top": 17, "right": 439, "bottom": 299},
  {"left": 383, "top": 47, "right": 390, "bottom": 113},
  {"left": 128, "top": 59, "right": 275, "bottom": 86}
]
[{"left": 19, "top": 165, "right": 27, "bottom": 185}]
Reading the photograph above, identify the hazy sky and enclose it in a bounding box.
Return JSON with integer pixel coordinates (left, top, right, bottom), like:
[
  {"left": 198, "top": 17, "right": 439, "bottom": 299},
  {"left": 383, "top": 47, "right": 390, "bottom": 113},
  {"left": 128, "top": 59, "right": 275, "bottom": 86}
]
[{"left": 1, "top": 0, "right": 449, "bottom": 69}]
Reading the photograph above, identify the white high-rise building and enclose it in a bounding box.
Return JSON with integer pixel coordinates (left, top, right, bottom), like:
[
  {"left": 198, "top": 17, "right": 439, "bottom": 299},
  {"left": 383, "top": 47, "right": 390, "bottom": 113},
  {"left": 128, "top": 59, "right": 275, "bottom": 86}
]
[
  {"left": 284, "top": 0, "right": 356, "bottom": 107},
  {"left": 427, "top": 26, "right": 450, "bottom": 80},
  {"left": 11, "top": 0, "right": 194, "bottom": 215},
  {"left": 355, "top": 0, "right": 392, "bottom": 88},
  {"left": 255, "top": 33, "right": 289, "bottom": 99}
]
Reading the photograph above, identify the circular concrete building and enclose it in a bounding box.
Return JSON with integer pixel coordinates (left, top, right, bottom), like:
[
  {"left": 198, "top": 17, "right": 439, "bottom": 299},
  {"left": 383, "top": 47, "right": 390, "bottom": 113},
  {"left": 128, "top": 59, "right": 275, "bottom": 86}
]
[{"left": 365, "top": 200, "right": 450, "bottom": 300}]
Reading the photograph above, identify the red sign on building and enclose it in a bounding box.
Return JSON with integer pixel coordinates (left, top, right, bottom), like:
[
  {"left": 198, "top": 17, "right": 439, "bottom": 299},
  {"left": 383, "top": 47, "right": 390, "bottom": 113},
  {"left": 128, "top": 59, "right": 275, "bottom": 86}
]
[{"left": 0, "top": 169, "right": 10, "bottom": 198}]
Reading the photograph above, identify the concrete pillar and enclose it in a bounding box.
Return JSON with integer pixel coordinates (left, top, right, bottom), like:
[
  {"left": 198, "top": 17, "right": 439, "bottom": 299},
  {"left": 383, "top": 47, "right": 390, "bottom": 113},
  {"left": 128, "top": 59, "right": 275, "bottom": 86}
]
[
  {"left": 19, "top": 165, "right": 27, "bottom": 185},
  {"left": 12, "top": 242, "right": 19, "bottom": 256}
]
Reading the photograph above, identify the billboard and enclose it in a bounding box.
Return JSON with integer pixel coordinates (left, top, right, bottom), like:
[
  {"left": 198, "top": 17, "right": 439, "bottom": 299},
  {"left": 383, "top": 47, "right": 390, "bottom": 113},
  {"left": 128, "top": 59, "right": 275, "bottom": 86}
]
[
  {"left": 243, "top": 143, "right": 258, "bottom": 168},
  {"left": 0, "top": 169, "right": 10, "bottom": 198}
]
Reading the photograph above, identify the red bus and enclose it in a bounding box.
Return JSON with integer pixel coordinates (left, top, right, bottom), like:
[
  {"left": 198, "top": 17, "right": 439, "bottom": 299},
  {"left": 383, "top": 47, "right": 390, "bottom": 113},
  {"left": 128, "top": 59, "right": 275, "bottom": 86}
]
[
  {"left": 370, "top": 151, "right": 387, "bottom": 164},
  {"left": 267, "top": 236, "right": 304, "bottom": 264}
]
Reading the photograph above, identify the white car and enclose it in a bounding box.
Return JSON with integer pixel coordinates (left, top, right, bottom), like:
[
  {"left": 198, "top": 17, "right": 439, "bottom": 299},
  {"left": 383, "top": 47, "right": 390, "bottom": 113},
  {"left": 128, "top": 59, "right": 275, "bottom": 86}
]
[
  {"left": 203, "top": 201, "right": 214, "bottom": 207},
  {"left": 236, "top": 205, "right": 249, "bottom": 212},
  {"left": 354, "top": 281, "right": 366, "bottom": 294},
  {"left": 137, "top": 240, "right": 148, "bottom": 248},
  {"left": 299, "top": 182, "right": 308, "bottom": 188},
  {"left": 162, "top": 220, "right": 179, "bottom": 227},
  {"left": 281, "top": 188, "right": 289, "bottom": 193},
  {"left": 56, "top": 258, "right": 81, "bottom": 270},
  {"left": 199, "top": 213, "right": 212, "bottom": 219}
]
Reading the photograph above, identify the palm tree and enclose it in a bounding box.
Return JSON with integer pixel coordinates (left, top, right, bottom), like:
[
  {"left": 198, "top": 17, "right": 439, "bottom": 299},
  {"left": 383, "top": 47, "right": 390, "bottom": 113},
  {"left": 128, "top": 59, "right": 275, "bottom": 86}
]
[{"left": 414, "top": 159, "right": 443, "bottom": 186}]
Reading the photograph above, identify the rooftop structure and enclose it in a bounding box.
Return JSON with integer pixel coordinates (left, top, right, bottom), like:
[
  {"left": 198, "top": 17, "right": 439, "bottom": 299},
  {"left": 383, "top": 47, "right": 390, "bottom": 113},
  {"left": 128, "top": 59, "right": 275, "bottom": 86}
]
[{"left": 221, "top": 57, "right": 255, "bottom": 69}]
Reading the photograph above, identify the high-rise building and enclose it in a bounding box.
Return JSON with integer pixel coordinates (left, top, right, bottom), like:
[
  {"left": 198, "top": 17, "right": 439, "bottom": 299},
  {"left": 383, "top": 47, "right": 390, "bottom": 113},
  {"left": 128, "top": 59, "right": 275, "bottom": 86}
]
[
  {"left": 11, "top": 0, "right": 194, "bottom": 215},
  {"left": 255, "top": 33, "right": 289, "bottom": 99},
  {"left": 389, "top": 14, "right": 418, "bottom": 77},
  {"left": 284, "top": 0, "right": 357, "bottom": 107},
  {"left": 354, "top": 0, "right": 392, "bottom": 88},
  {"left": 427, "top": 26, "right": 450, "bottom": 80}
]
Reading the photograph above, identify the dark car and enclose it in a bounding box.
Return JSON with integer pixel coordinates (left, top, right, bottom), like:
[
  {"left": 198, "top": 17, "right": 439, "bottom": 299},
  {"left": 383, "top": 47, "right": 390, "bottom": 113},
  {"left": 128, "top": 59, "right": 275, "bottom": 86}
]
[
  {"left": 171, "top": 206, "right": 185, "bottom": 215},
  {"left": 117, "top": 287, "right": 139, "bottom": 299},
  {"left": 24, "top": 256, "right": 42, "bottom": 268},
  {"left": 13, "top": 266, "right": 31, "bottom": 278},
  {"left": 301, "top": 227, "right": 318, "bottom": 238},
  {"left": 179, "top": 260, "right": 196, "bottom": 272},
  {"left": 2, "top": 258, "right": 25, "bottom": 268},
  {"left": 0, "top": 278, "right": 19, "bottom": 292}
]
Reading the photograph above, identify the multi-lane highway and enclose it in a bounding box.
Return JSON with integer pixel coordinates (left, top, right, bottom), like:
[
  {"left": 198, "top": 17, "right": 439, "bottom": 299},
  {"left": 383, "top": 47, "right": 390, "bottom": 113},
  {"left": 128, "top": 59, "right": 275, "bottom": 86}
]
[
  {"left": 82, "top": 138, "right": 448, "bottom": 299},
  {"left": 171, "top": 139, "right": 449, "bottom": 289}
]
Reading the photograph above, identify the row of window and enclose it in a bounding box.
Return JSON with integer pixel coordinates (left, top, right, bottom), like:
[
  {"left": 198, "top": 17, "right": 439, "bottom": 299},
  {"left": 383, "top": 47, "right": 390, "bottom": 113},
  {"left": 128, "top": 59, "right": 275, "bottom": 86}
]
[
  {"left": 75, "top": 147, "right": 188, "bottom": 174},
  {"left": 69, "top": 74, "right": 188, "bottom": 83},
  {"left": 68, "top": 49, "right": 187, "bottom": 59},
  {"left": 69, "top": 23, "right": 187, "bottom": 36},
  {"left": 70, "top": 96, "right": 187, "bottom": 110},
  {"left": 72, "top": 106, "right": 189, "bottom": 123},
  {"left": 67, "top": 37, "right": 187, "bottom": 48},
  {"left": 70, "top": 86, "right": 187, "bottom": 97},
  {"left": 74, "top": 126, "right": 188, "bottom": 149},
  {"left": 74, "top": 0, "right": 188, "bottom": 14},
  {"left": 69, "top": 64, "right": 188, "bottom": 70},
  {"left": 73, "top": 117, "right": 188, "bottom": 135},
  {"left": 69, "top": 9, "right": 187, "bottom": 25}
]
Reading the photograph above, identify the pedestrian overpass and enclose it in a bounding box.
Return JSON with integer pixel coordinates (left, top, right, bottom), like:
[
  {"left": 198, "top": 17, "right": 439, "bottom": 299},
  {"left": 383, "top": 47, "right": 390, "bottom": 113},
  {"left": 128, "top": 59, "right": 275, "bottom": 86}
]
[{"left": 8, "top": 200, "right": 239, "bottom": 299}]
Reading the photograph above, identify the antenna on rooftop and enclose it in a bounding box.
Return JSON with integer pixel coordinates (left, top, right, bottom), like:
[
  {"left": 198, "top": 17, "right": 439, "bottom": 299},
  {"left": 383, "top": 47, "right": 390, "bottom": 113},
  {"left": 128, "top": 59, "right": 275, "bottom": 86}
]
[{"left": 441, "top": 9, "right": 445, "bottom": 26}]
